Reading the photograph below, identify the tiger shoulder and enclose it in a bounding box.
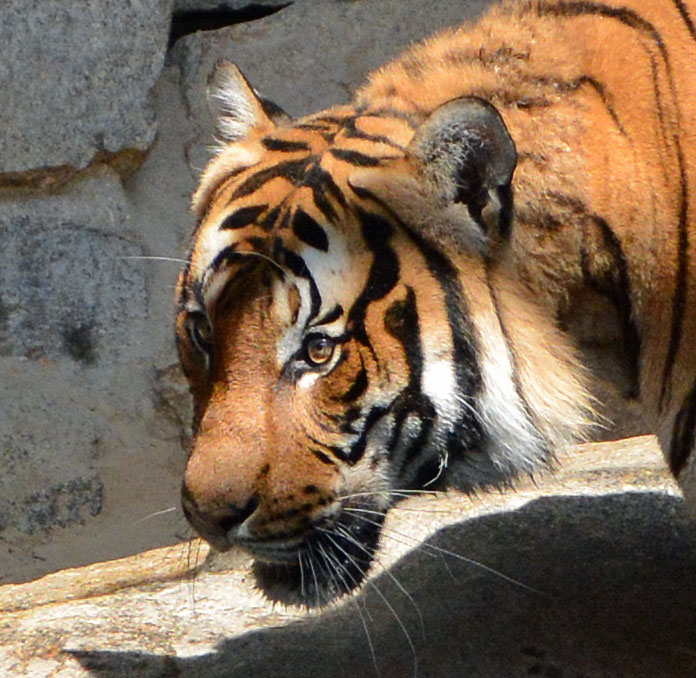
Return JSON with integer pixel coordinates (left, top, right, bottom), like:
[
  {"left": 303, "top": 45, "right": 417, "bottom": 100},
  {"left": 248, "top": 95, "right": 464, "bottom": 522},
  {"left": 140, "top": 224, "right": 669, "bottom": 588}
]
[{"left": 176, "top": 0, "right": 696, "bottom": 608}]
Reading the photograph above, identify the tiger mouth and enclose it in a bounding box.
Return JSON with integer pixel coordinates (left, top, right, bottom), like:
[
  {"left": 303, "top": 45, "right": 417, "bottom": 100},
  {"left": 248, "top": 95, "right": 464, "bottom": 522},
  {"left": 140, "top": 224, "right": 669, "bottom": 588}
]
[{"left": 249, "top": 512, "right": 385, "bottom": 609}]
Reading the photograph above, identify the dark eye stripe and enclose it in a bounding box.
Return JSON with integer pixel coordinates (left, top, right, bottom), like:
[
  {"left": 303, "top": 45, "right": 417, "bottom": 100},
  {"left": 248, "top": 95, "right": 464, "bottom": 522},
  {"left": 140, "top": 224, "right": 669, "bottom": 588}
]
[
  {"left": 312, "top": 304, "right": 343, "bottom": 327},
  {"left": 220, "top": 205, "right": 267, "bottom": 230}
]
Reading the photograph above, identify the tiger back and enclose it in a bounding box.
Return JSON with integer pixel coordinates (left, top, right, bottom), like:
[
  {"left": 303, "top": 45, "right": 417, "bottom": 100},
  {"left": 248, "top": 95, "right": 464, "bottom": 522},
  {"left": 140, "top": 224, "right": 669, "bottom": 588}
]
[{"left": 175, "top": 0, "right": 696, "bottom": 607}]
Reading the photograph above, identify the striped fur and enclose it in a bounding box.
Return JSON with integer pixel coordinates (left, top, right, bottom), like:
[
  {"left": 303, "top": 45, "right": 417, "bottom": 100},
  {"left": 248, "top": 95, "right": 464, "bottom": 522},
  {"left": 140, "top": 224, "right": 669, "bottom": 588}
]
[{"left": 176, "top": 0, "right": 696, "bottom": 607}]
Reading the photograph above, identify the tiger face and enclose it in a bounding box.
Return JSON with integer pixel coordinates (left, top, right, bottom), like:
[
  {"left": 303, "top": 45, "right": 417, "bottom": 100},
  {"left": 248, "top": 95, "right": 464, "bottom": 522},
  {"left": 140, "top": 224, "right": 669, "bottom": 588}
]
[{"left": 176, "top": 61, "right": 593, "bottom": 607}]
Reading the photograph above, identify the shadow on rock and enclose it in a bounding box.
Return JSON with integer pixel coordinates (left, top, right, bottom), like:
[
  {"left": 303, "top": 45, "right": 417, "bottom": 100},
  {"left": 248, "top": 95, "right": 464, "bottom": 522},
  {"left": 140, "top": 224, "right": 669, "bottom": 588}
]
[{"left": 70, "top": 492, "right": 696, "bottom": 678}]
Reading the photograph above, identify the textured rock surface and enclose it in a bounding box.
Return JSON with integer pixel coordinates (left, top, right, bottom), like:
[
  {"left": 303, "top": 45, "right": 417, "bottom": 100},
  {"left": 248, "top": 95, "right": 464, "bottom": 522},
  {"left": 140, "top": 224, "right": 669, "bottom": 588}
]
[
  {"left": 171, "top": 0, "right": 493, "bottom": 173},
  {"left": 0, "top": 95, "right": 196, "bottom": 582},
  {"left": 2, "top": 439, "right": 696, "bottom": 677},
  {"left": 0, "top": 0, "right": 171, "bottom": 176}
]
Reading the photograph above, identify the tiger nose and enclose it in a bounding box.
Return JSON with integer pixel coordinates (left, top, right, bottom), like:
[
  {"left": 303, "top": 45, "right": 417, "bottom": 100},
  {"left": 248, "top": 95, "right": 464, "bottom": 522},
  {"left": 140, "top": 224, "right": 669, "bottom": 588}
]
[{"left": 181, "top": 482, "right": 259, "bottom": 550}]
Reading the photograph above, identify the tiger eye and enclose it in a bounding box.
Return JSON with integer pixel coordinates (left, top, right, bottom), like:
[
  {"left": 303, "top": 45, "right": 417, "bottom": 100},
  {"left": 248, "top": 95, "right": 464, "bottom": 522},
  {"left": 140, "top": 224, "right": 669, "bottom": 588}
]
[
  {"left": 305, "top": 334, "right": 335, "bottom": 366},
  {"left": 188, "top": 311, "right": 213, "bottom": 356}
]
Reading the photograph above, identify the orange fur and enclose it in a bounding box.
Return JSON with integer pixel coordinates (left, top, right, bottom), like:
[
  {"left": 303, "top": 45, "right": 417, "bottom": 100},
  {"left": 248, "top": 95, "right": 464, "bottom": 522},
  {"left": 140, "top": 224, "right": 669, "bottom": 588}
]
[{"left": 176, "top": 0, "right": 696, "bottom": 605}]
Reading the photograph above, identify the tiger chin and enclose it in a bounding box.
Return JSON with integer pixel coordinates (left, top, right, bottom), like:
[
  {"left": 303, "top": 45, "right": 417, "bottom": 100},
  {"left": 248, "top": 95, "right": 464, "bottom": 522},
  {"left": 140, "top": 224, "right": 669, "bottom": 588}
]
[{"left": 176, "top": 0, "right": 696, "bottom": 608}]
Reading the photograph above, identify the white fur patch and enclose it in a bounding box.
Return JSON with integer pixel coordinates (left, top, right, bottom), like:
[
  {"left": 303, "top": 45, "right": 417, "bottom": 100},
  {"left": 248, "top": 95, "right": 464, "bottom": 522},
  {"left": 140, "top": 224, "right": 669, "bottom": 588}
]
[
  {"left": 274, "top": 276, "right": 313, "bottom": 367},
  {"left": 476, "top": 318, "right": 547, "bottom": 476},
  {"left": 208, "top": 64, "right": 262, "bottom": 143},
  {"left": 421, "top": 355, "right": 459, "bottom": 426}
]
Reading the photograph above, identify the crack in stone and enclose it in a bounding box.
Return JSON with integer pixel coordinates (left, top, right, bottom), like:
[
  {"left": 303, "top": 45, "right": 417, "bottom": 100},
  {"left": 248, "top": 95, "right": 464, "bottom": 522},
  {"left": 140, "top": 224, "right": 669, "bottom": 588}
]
[
  {"left": 0, "top": 148, "right": 147, "bottom": 192},
  {"left": 169, "top": 3, "right": 293, "bottom": 48}
]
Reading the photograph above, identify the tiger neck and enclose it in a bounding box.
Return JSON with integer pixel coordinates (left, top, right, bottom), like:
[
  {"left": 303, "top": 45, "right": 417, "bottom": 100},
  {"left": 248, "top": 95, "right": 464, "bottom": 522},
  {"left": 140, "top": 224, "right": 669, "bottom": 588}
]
[{"left": 354, "top": 13, "right": 694, "bottom": 424}]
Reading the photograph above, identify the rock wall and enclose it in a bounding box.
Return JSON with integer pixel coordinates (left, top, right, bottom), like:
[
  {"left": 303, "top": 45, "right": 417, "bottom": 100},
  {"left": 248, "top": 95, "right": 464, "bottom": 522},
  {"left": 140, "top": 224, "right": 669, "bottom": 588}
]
[{"left": 0, "top": 0, "right": 493, "bottom": 584}]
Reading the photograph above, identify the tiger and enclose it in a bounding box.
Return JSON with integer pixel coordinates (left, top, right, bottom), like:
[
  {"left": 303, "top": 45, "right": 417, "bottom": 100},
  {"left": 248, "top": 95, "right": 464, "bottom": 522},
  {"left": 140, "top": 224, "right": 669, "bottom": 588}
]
[{"left": 175, "top": 0, "right": 696, "bottom": 608}]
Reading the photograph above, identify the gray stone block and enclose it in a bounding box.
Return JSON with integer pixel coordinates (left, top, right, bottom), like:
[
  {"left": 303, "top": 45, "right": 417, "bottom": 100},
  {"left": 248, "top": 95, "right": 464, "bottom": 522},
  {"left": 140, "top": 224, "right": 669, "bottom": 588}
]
[
  {"left": 0, "top": 0, "right": 172, "bottom": 175},
  {"left": 0, "top": 175, "right": 147, "bottom": 364},
  {"left": 0, "top": 171, "right": 189, "bottom": 583},
  {"left": 170, "top": 0, "right": 493, "bottom": 171}
]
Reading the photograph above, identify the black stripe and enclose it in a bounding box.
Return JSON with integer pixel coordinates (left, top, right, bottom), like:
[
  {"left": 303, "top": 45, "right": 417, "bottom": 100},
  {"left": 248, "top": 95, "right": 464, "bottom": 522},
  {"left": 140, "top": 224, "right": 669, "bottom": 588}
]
[
  {"left": 306, "top": 174, "right": 338, "bottom": 222},
  {"left": 314, "top": 166, "right": 348, "bottom": 208},
  {"left": 231, "top": 158, "right": 312, "bottom": 200},
  {"left": 313, "top": 304, "right": 343, "bottom": 327},
  {"left": 329, "top": 148, "right": 384, "bottom": 167},
  {"left": 219, "top": 204, "right": 267, "bottom": 230},
  {"left": 660, "top": 166, "right": 690, "bottom": 408},
  {"left": 342, "top": 118, "right": 405, "bottom": 150},
  {"left": 258, "top": 205, "right": 281, "bottom": 231},
  {"left": 348, "top": 208, "right": 400, "bottom": 349},
  {"left": 578, "top": 76, "right": 628, "bottom": 138},
  {"left": 332, "top": 406, "right": 362, "bottom": 434},
  {"left": 399, "top": 228, "right": 482, "bottom": 444},
  {"left": 581, "top": 215, "right": 642, "bottom": 398},
  {"left": 273, "top": 239, "right": 321, "bottom": 321},
  {"left": 310, "top": 449, "right": 337, "bottom": 466},
  {"left": 310, "top": 114, "right": 354, "bottom": 125},
  {"left": 540, "top": 2, "right": 688, "bottom": 408},
  {"left": 674, "top": 0, "right": 696, "bottom": 42},
  {"left": 384, "top": 288, "right": 423, "bottom": 387},
  {"left": 382, "top": 288, "right": 442, "bottom": 480},
  {"left": 351, "top": 184, "right": 484, "bottom": 455},
  {"left": 337, "top": 365, "right": 369, "bottom": 403},
  {"left": 539, "top": 1, "right": 671, "bottom": 129},
  {"left": 298, "top": 122, "right": 335, "bottom": 131},
  {"left": 202, "top": 164, "right": 252, "bottom": 218},
  {"left": 211, "top": 245, "right": 243, "bottom": 270},
  {"left": 537, "top": 2, "right": 673, "bottom": 131},
  {"left": 356, "top": 106, "right": 420, "bottom": 127},
  {"left": 262, "top": 138, "right": 310, "bottom": 152},
  {"left": 346, "top": 406, "right": 389, "bottom": 464},
  {"left": 305, "top": 164, "right": 348, "bottom": 223},
  {"left": 292, "top": 209, "right": 329, "bottom": 251},
  {"left": 669, "top": 378, "right": 696, "bottom": 475},
  {"left": 526, "top": 74, "right": 628, "bottom": 138},
  {"left": 540, "top": 1, "right": 665, "bottom": 49},
  {"left": 278, "top": 208, "right": 293, "bottom": 231}
]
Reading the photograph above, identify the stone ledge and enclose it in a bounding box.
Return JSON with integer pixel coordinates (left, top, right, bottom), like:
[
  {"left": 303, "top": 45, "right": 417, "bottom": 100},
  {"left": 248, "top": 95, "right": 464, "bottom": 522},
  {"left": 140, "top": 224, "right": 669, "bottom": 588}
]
[{"left": 3, "top": 437, "right": 695, "bottom": 678}]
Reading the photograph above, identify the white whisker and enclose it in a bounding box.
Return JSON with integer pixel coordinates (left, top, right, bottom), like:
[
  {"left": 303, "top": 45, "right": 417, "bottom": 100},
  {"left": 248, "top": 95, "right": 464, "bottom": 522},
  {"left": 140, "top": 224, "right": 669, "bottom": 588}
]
[
  {"left": 120, "top": 255, "right": 201, "bottom": 271},
  {"left": 229, "top": 249, "right": 289, "bottom": 276},
  {"left": 319, "top": 542, "right": 381, "bottom": 677},
  {"left": 346, "top": 511, "right": 547, "bottom": 596},
  {"left": 297, "top": 550, "right": 306, "bottom": 604},
  {"left": 322, "top": 530, "right": 419, "bottom": 678},
  {"left": 332, "top": 525, "right": 425, "bottom": 640},
  {"left": 134, "top": 506, "right": 177, "bottom": 525}
]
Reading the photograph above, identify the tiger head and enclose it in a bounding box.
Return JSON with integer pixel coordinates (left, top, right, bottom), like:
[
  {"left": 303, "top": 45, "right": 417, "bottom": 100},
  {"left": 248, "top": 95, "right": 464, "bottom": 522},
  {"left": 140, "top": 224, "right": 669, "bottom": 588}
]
[{"left": 176, "top": 62, "right": 592, "bottom": 607}]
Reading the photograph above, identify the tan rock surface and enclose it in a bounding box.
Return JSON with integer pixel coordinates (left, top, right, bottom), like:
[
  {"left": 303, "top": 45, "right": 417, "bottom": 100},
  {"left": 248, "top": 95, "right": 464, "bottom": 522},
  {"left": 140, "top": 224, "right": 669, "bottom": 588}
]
[{"left": 3, "top": 436, "right": 696, "bottom": 677}]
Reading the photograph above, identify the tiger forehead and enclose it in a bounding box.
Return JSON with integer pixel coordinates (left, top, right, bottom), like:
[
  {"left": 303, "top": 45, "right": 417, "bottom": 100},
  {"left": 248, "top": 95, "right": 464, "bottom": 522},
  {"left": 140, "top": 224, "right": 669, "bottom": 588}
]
[
  {"left": 207, "top": 108, "right": 413, "bottom": 215},
  {"left": 185, "top": 105, "right": 417, "bottom": 298}
]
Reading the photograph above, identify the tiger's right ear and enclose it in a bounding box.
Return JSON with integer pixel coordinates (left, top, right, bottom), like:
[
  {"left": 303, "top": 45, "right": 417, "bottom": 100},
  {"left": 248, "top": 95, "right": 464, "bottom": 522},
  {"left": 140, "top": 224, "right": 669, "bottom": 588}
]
[
  {"left": 408, "top": 96, "right": 517, "bottom": 242},
  {"left": 207, "top": 60, "right": 291, "bottom": 142}
]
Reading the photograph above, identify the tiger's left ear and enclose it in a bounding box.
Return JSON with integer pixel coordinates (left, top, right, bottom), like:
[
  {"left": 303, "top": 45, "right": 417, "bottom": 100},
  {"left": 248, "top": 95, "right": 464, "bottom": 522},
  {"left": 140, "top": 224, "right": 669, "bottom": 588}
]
[
  {"left": 207, "top": 60, "right": 291, "bottom": 142},
  {"left": 408, "top": 96, "right": 517, "bottom": 241}
]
